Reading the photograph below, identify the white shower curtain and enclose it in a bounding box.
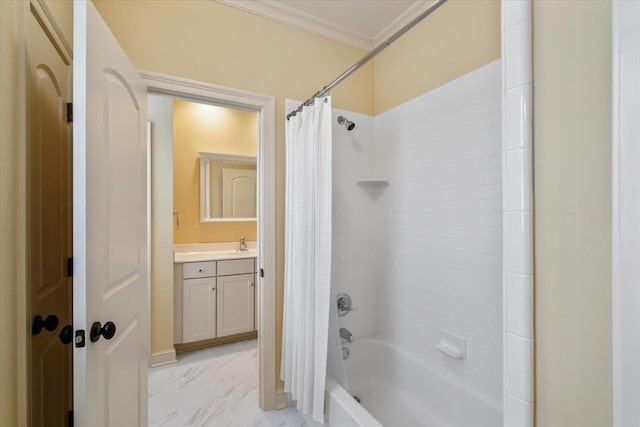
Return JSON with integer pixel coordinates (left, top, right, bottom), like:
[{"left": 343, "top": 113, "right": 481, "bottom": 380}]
[{"left": 281, "top": 97, "right": 332, "bottom": 423}]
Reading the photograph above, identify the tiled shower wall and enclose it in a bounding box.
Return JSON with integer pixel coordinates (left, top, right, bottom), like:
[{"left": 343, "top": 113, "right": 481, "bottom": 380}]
[
  {"left": 331, "top": 109, "right": 377, "bottom": 339},
  {"left": 373, "top": 61, "right": 503, "bottom": 406}
]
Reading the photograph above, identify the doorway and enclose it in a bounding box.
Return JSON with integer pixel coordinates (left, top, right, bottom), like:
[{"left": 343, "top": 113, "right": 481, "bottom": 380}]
[
  {"left": 147, "top": 94, "right": 260, "bottom": 423},
  {"left": 142, "top": 72, "right": 277, "bottom": 413}
]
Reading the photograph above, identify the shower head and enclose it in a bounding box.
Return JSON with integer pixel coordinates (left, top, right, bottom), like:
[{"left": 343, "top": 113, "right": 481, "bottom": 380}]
[{"left": 337, "top": 116, "right": 356, "bottom": 131}]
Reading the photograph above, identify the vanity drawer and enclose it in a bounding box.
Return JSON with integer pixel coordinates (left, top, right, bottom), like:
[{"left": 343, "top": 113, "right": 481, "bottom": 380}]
[
  {"left": 217, "top": 258, "right": 255, "bottom": 276},
  {"left": 183, "top": 261, "right": 216, "bottom": 279}
]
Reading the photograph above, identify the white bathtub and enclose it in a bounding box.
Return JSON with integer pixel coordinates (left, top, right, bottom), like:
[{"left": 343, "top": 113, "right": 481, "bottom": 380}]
[{"left": 317, "top": 337, "right": 502, "bottom": 427}]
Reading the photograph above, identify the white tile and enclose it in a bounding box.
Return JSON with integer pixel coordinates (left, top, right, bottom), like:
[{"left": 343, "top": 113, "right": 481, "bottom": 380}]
[
  {"left": 147, "top": 340, "right": 307, "bottom": 427},
  {"left": 505, "top": 273, "right": 533, "bottom": 338},
  {"left": 504, "top": 84, "right": 532, "bottom": 151},
  {"left": 504, "top": 21, "right": 532, "bottom": 90},
  {"left": 505, "top": 148, "right": 533, "bottom": 212},
  {"left": 502, "top": 0, "right": 531, "bottom": 31},
  {"left": 505, "top": 393, "right": 534, "bottom": 427},
  {"left": 506, "top": 333, "right": 534, "bottom": 402},
  {"left": 504, "top": 212, "right": 533, "bottom": 275}
]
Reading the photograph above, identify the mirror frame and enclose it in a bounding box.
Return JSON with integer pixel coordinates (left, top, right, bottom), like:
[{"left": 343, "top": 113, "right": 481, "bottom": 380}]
[{"left": 199, "top": 151, "right": 257, "bottom": 222}]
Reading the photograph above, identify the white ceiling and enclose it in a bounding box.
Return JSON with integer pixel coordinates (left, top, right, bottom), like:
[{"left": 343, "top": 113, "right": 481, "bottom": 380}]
[{"left": 216, "top": 0, "right": 434, "bottom": 50}]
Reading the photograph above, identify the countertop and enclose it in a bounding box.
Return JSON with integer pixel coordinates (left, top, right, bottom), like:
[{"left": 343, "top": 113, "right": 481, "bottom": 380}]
[{"left": 174, "top": 242, "right": 257, "bottom": 263}]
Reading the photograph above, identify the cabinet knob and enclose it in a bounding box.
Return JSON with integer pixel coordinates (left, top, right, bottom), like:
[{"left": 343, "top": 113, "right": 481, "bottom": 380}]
[
  {"left": 250, "top": 282, "right": 254, "bottom": 287},
  {"left": 212, "top": 287, "right": 216, "bottom": 290}
]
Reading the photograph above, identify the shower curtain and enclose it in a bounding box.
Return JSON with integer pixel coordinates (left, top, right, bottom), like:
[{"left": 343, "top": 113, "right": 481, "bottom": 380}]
[{"left": 281, "top": 97, "right": 332, "bottom": 423}]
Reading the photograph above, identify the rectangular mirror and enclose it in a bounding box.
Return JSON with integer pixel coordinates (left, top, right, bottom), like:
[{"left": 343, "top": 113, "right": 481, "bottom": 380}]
[{"left": 200, "top": 152, "right": 257, "bottom": 222}]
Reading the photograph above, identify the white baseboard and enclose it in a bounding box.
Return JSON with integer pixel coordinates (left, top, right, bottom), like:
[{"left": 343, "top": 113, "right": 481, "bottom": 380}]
[
  {"left": 150, "top": 349, "right": 177, "bottom": 367},
  {"left": 276, "top": 391, "right": 289, "bottom": 410}
]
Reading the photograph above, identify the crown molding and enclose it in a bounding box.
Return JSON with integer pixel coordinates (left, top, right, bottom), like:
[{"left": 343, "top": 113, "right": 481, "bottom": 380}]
[
  {"left": 373, "top": 1, "right": 436, "bottom": 45},
  {"left": 216, "top": 0, "right": 436, "bottom": 52},
  {"left": 216, "top": 0, "right": 373, "bottom": 50}
]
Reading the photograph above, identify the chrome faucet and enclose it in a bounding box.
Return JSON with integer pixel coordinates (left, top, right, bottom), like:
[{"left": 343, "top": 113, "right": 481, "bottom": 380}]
[
  {"left": 339, "top": 327, "right": 353, "bottom": 343},
  {"left": 239, "top": 237, "right": 248, "bottom": 252}
]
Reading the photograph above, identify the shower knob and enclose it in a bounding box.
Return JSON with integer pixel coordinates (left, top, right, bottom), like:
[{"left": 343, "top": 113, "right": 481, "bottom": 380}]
[{"left": 337, "top": 293, "right": 353, "bottom": 317}]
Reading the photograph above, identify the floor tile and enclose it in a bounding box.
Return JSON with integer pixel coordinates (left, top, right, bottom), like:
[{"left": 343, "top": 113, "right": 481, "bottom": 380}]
[{"left": 148, "top": 339, "right": 308, "bottom": 427}]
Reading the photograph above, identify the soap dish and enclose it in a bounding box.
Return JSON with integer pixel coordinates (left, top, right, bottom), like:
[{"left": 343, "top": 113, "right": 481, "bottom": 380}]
[{"left": 436, "top": 331, "right": 466, "bottom": 359}]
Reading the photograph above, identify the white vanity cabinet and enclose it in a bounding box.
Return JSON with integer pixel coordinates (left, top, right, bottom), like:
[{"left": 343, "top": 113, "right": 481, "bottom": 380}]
[{"left": 175, "top": 257, "right": 256, "bottom": 345}]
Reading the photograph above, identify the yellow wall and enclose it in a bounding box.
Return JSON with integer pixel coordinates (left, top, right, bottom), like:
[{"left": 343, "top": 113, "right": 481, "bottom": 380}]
[
  {"left": 173, "top": 100, "right": 258, "bottom": 244},
  {"left": 533, "top": 1, "right": 613, "bottom": 426},
  {"left": 374, "top": 0, "right": 501, "bottom": 114}
]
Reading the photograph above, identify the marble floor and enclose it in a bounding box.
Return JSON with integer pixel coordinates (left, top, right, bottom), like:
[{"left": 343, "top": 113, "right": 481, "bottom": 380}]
[{"left": 149, "top": 339, "right": 309, "bottom": 427}]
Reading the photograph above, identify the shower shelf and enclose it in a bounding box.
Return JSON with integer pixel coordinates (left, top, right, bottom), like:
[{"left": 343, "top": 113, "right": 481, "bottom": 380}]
[{"left": 356, "top": 176, "right": 390, "bottom": 185}]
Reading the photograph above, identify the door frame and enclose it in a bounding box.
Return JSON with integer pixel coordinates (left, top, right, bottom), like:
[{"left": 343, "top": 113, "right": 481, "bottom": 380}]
[
  {"left": 140, "top": 71, "right": 278, "bottom": 410},
  {"left": 612, "top": 2, "right": 640, "bottom": 426}
]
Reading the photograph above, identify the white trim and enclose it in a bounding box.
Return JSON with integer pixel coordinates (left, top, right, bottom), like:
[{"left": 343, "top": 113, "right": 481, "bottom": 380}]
[
  {"left": 373, "top": 1, "right": 436, "bottom": 46},
  {"left": 612, "top": 2, "right": 640, "bottom": 425},
  {"left": 216, "top": 0, "right": 373, "bottom": 50},
  {"left": 150, "top": 349, "right": 177, "bottom": 367},
  {"left": 199, "top": 152, "right": 256, "bottom": 164},
  {"left": 612, "top": 5, "right": 621, "bottom": 425},
  {"left": 276, "top": 391, "right": 288, "bottom": 410},
  {"left": 29, "top": 0, "right": 72, "bottom": 63},
  {"left": 140, "top": 71, "right": 278, "bottom": 411}
]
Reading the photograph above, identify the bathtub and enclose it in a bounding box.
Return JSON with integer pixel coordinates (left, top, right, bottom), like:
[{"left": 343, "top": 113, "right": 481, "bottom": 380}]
[{"left": 315, "top": 337, "right": 502, "bottom": 427}]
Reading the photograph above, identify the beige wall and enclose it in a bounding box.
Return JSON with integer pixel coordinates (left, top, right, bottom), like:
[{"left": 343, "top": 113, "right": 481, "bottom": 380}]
[
  {"left": 173, "top": 100, "right": 257, "bottom": 244},
  {"left": 374, "top": 0, "right": 501, "bottom": 114},
  {"left": 533, "top": 2, "right": 613, "bottom": 426}
]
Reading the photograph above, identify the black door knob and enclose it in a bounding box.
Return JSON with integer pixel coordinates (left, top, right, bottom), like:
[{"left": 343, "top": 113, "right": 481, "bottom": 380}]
[
  {"left": 32, "top": 314, "right": 59, "bottom": 336},
  {"left": 59, "top": 325, "right": 73, "bottom": 345},
  {"left": 90, "top": 321, "right": 117, "bottom": 342}
]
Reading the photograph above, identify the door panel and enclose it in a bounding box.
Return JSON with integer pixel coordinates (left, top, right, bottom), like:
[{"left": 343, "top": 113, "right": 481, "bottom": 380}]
[
  {"left": 27, "top": 6, "right": 73, "bottom": 427},
  {"left": 73, "top": 2, "right": 148, "bottom": 426},
  {"left": 217, "top": 274, "right": 255, "bottom": 337}
]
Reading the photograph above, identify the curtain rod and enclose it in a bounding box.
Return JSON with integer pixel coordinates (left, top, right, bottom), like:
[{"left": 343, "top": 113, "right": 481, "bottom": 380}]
[{"left": 286, "top": 0, "right": 448, "bottom": 120}]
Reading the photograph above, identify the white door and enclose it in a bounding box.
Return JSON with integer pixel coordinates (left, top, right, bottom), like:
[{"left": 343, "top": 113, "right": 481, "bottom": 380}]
[
  {"left": 217, "top": 274, "right": 255, "bottom": 337},
  {"left": 222, "top": 168, "right": 256, "bottom": 218},
  {"left": 73, "top": 2, "right": 148, "bottom": 426},
  {"left": 182, "top": 277, "right": 217, "bottom": 343},
  {"left": 27, "top": 5, "right": 73, "bottom": 426}
]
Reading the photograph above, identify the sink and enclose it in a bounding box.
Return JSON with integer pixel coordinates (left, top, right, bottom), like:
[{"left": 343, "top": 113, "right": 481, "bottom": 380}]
[{"left": 174, "top": 249, "right": 257, "bottom": 263}]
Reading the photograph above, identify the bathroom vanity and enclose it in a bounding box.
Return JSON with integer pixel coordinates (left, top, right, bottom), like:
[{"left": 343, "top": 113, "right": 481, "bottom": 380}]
[{"left": 173, "top": 243, "right": 257, "bottom": 350}]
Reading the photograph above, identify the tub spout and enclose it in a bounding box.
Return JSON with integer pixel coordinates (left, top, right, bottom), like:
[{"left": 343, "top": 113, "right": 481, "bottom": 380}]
[{"left": 339, "top": 327, "right": 353, "bottom": 343}]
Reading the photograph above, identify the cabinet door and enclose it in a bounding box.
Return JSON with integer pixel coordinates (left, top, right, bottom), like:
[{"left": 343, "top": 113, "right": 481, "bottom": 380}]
[
  {"left": 183, "top": 277, "right": 216, "bottom": 343},
  {"left": 216, "top": 274, "right": 255, "bottom": 337}
]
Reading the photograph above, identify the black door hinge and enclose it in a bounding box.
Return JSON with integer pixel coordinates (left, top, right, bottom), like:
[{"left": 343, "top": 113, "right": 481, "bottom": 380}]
[
  {"left": 260, "top": 268, "right": 264, "bottom": 278},
  {"left": 75, "top": 330, "right": 85, "bottom": 348},
  {"left": 67, "top": 257, "right": 73, "bottom": 277},
  {"left": 67, "top": 409, "right": 74, "bottom": 427},
  {"left": 66, "top": 102, "right": 73, "bottom": 123}
]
